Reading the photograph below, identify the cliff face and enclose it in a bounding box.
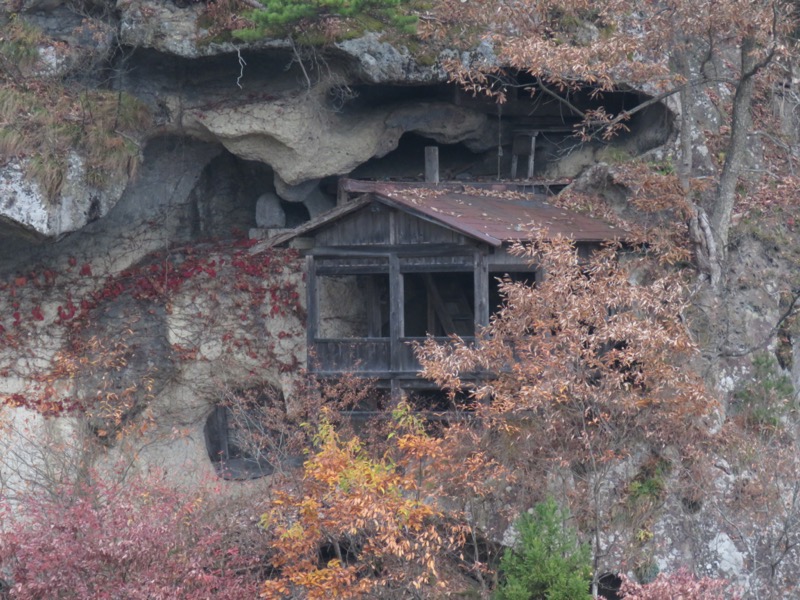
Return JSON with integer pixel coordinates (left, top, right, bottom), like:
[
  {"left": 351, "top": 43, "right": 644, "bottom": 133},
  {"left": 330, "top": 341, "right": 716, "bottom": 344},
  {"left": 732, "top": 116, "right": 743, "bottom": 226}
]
[
  {"left": 1, "top": 1, "right": 800, "bottom": 596},
  {"left": 1, "top": 0, "right": 676, "bottom": 248}
]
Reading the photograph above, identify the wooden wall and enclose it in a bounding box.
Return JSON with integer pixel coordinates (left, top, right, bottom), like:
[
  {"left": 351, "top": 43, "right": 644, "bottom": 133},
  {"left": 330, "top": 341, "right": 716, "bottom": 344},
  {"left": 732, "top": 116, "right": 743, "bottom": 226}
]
[{"left": 315, "top": 202, "right": 467, "bottom": 247}]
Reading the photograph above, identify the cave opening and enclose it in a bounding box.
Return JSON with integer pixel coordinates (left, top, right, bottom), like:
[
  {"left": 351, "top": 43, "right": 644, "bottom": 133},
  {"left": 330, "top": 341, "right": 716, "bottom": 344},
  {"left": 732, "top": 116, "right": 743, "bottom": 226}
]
[
  {"left": 346, "top": 80, "right": 672, "bottom": 185},
  {"left": 204, "top": 384, "right": 303, "bottom": 481},
  {"left": 352, "top": 132, "right": 494, "bottom": 181}
]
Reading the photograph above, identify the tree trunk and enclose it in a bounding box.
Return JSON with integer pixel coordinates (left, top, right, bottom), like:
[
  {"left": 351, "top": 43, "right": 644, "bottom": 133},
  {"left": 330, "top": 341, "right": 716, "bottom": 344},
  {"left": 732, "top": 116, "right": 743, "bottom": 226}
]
[
  {"left": 710, "top": 37, "right": 760, "bottom": 274},
  {"left": 675, "top": 48, "right": 694, "bottom": 194},
  {"left": 677, "top": 47, "right": 723, "bottom": 287}
]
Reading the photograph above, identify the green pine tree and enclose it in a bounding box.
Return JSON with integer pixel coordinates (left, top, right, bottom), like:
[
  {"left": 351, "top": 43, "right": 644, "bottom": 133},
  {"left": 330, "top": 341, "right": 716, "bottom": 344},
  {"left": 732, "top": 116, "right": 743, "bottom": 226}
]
[
  {"left": 495, "top": 498, "right": 593, "bottom": 600},
  {"left": 235, "top": 0, "right": 417, "bottom": 42}
]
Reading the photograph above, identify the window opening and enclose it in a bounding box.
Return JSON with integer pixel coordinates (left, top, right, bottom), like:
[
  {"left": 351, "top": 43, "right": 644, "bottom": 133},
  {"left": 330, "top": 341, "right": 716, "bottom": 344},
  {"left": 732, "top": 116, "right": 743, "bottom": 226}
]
[
  {"left": 403, "top": 272, "right": 474, "bottom": 337},
  {"left": 317, "top": 274, "right": 389, "bottom": 338}
]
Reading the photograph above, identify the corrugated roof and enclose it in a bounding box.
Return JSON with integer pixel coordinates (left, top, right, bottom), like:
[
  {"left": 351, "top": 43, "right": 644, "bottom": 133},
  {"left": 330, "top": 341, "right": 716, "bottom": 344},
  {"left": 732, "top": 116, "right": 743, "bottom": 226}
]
[
  {"left": 255, "top": 180, "right": 623, "bottom": 251},
  {"left": 370, "top": 183, "right": 622, "bottom": 245}
]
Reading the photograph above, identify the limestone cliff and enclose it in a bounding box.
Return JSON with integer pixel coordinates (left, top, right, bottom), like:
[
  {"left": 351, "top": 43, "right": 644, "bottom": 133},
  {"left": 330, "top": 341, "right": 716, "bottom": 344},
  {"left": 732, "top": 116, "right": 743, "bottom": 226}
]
[{"left": 1, "top": 1, "right": 799, "bottom": 597}]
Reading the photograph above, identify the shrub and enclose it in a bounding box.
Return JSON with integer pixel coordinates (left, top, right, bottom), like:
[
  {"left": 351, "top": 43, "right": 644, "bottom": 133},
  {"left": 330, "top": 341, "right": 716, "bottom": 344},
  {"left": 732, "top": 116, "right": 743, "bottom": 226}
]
[
  {"left": 494, "top": 498, "right": 592, "bottom": 600},
  {"left": 619, "top": 568, "right": 740, "bottom": 599},
  {"left": 733, "top": 352, "right": 795, "bottom": 431},
  {"left": 0, "top": 471, "right": 263, "bottom": 599}
]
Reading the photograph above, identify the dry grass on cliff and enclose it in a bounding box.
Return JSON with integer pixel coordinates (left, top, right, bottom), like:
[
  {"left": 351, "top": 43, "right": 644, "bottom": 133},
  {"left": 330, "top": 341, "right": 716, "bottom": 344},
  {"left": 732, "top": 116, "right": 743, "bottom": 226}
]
[{"left": 0, "top": 21, "right": 151, "bottom": 200}]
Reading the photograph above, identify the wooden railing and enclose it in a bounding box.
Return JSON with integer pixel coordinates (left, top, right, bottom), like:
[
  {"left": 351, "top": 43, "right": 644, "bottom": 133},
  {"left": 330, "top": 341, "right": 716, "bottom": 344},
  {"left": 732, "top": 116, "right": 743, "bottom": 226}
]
[
  {"left": 311, "top": 339, "right": 391, "bottom": 374},
  {"left": 310, "top": 337, "right": 475, "bottom": 376}
]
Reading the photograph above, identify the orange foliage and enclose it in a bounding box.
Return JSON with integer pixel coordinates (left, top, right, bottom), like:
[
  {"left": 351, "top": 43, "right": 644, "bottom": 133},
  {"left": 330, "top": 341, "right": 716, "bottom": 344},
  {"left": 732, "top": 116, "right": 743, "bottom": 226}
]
[
  {"left": 416, "top": 233, "right": 717, "bottom": 569},
  {"left": 260, "top": 406, "right": 464, "bottom": 598}
]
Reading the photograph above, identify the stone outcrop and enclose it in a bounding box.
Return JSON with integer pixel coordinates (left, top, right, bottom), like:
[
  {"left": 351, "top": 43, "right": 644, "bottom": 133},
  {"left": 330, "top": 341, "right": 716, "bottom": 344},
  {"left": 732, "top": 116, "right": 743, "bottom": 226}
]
[
  {"left": 3, "top": 0, "right": 671, "bottom": 241},
  {"left": 182, "top": 94, "right": 495, "bottom": 185},
  {"left": 0, "top": 155, "right": 127, "bottom": 239}
]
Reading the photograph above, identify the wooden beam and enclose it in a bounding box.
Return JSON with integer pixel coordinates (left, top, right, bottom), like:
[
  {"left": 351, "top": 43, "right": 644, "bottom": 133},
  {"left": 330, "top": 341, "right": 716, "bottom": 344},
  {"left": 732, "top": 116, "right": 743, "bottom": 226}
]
[
  {"left": 422, "top": 273, "right": 457, "bottom": 334},
  {"left": 527, "top": 132, "right": 538, "bottom": 179},
  {"left": 389, "top": 254, "right": 404, "bottom": 372},
  {"left": 309, "top": 244, "right": 474, "bottom": 258},
  {"left": 427, "top": 286, "right": 436, "bottom": 335},
  {"left": 474, "top": 250, "right": 489, "bottom": 331},
  {"left": 338, "top": 177, "right": 565, "bottom": 195}
]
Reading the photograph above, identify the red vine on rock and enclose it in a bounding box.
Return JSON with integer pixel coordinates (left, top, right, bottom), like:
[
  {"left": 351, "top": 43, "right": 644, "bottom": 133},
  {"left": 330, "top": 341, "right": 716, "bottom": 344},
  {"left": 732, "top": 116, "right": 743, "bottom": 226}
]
[{"left": 0, "top": 238, "right": 304, "bottom": 422}]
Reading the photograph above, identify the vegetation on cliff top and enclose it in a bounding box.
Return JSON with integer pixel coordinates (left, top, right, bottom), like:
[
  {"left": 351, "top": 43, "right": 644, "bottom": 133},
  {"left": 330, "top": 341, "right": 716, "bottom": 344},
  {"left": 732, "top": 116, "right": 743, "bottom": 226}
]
[
  {"left": 0, "top": 18, "right": 150, "bottom": 201},
  {"left": 234, "top": 0, "right": 418, "bottom": 43}
]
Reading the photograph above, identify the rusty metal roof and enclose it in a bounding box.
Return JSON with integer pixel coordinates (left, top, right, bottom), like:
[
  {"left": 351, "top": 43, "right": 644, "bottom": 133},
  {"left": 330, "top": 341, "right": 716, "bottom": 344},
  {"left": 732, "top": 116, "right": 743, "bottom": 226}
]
[
  {"left": 257, "top": 179, "right": 622, "bottom": 251},
  {"left": 368, "top": 182, "right": 622, "bottom": 246}
]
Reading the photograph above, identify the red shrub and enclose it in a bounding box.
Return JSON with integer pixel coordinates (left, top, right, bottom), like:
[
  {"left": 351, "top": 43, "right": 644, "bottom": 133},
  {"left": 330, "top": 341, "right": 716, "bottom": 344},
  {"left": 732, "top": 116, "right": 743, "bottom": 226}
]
[
  {"left": 620, "top": 568, "right": 740, "bottom": 600},
  {"left": 0, "top": 472, "right": 264, "bottom": 599}
]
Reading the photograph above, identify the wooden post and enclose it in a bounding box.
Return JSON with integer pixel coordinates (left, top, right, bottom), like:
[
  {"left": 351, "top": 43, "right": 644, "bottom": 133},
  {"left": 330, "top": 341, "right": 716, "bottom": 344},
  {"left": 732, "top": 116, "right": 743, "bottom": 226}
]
[
  {"left": 474, "top": 250, "right": 489, "bottom": 332},
  {"left": 526, "top": 132, "right": 538, "bottom": 179},
  {"left": 424, "top": 146, "right": 440, "bottom": 184},
  {"left": 389, "top": 254, "right": 404, "bottom": 373},
  {"left": 306, "top": 255, "right": 318, "bottom": 369},
  {"left": 366, "top": 275, "right": 382, "bottom": 337},
  {"left": 426, "top": 285, "right": 436, "bottom": 335}
]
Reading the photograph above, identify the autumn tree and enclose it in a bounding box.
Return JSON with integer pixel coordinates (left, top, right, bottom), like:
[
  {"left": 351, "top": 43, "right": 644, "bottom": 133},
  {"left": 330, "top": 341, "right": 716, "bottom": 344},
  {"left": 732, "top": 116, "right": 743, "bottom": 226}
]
[
  {"left": 433, "top": 0, "right": 796, "bottom": 287},
  {"left": 710, "top": 426, "right": 800, "bottom": 597},
  {"left": 259, "top": 404, "right": 463, "bottom": 598},
  {"left": 416, "top": 233, "right": 716, "bottom": 594},
  {"left": 619, "top": 568, "right": 740, "bottom": 600}
]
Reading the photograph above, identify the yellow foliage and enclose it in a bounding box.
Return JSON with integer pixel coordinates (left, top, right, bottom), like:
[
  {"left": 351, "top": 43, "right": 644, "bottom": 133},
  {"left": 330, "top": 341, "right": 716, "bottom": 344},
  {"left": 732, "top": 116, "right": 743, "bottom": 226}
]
[{"left": 260, "top": 405, "right": 463, "bottom": 598}]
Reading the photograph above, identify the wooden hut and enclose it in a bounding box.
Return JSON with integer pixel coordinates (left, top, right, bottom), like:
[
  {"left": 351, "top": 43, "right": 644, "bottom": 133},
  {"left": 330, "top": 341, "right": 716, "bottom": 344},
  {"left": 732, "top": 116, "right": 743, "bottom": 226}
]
[{"left": 266, "top": 179, "right": 622, "bottom": 391}]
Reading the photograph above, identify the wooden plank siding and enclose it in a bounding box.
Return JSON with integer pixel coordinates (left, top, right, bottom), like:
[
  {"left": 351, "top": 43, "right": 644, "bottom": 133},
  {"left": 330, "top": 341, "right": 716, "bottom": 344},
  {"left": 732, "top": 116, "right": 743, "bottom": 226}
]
[
  {"left": 316, "top": 203, "right": 392, "bottom": 246},
  {"left": 315, "top": 203, "right": 469, "bottom": 248},
  {"left": 392, "top": 209, "right": 466, "bottom": 245},
  {"left": 311, "top": 339, "right": 391, "bottom": 373}
]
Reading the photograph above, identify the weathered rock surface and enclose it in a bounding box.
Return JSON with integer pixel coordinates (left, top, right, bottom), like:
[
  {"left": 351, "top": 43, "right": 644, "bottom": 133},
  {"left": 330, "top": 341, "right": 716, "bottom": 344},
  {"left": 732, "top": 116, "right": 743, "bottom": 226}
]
[
  {"left": 0, "top": 155, "right": 127, "bottom": 239},
  {"left": 334, "top": 32, "right": 444, "bottom": 84},
  {"left": 181, "top": 94, "right": 495, "bottom": 185},
  {"left": 255, "top": 192, "right": 285, "bottom": 228},
  {"left": 3, "top": 0, "right": 669, "bottom": 238},
  {"left": 117, "top": 0, "right": 224, "bottom": 59}
]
